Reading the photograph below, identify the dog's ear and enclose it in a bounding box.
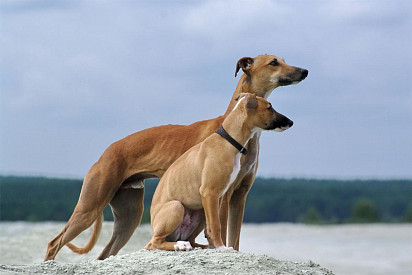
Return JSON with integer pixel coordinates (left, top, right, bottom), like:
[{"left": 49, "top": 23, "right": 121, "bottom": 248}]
[
  {"left": 244, "top": 94, "right": 258, "bottom": 110},
  {"left": 235, "top": 57, "right": 254, "bottom": 77},
  {"left": 234, "top": 92, "right": 252, "bottom": 101}
]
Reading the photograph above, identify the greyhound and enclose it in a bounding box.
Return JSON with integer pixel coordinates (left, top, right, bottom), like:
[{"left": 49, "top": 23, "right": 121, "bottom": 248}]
[
  {"left": 144, "top": 94, "right": 293, "bottom": 251},
  {"left": 44, "top": 54, "right": 307, "bottom": 261}
]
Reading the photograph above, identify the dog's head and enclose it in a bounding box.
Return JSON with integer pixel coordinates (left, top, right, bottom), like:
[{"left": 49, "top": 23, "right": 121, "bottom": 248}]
[
  {"left": 235, "top": 54, "right": 308, "bottom": 95},
  {"left": 235, "top": 93, "right": 293, "bottom": 132}
]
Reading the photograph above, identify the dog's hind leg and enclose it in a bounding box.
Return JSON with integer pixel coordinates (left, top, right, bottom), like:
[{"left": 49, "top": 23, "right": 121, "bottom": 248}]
[
  {"left": 97, "top": 187, "right": 144, "bottom": 260},
  {"left": 144, "top": 200, "right": 190, "bottom": 251},
  {"left": 44, "top": 167, "right": 120, "bottom": 261},
  {"left": 188, "top": 218, "right": 208, "bottom": 249},
  {"left": 44, "top": 207, "right": 103, "bottom": 261}
]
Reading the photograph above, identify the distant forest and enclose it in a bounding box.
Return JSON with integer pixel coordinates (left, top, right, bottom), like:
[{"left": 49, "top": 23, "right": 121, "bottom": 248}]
[{"left": 0, "top": 176, "right": 411, "bottom": 224}]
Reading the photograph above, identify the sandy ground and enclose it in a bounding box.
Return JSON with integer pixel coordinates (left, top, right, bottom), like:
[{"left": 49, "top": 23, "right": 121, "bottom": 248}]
[{"left": 0, "top": 222, "right": 411, "bottom": 274}]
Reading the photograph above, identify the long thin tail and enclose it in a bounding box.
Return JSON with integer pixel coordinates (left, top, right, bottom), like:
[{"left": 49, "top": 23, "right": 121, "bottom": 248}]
[{"left": 65, "top": 213, "right": 103, "bottom": 254}]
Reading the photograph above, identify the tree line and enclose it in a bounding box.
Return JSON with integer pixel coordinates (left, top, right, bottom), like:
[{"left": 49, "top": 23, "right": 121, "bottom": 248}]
[{"left": 0, "top": 176, "right": 411, "bottom": 224}]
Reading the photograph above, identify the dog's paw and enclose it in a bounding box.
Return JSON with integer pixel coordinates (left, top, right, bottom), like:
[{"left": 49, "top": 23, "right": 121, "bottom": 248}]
[
  {"left": 216, "top": 246, "right": 234, "bottom": 251},
  {"left": 174, "top": 241, "right": 193, "bottom": 251}
]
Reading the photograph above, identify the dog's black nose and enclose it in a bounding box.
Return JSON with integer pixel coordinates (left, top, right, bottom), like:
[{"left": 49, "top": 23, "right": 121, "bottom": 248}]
[
  {"left": 300, "top": 69, "right": 308, "bottom": 79},
  {"left": 288, "top": 120, "right": 293, "bottom": 127}
]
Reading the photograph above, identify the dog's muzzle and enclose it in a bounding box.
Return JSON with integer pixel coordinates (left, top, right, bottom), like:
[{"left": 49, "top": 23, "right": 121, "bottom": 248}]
[
  {"left": 278, "top": 68, "right": 308, "bottom": 86},
  {"left": 269, "top": 118, "right": 293, "bottom": 132},
  {"left": 274, "top": 119, "right": 293, "bottom": 132}
]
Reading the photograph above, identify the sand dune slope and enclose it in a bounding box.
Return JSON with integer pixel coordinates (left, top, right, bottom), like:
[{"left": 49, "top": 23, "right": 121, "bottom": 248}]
[
  {"left": 1, "top": 249, "right": 333, "bottom": 275},
  {"left": 0, "top": 222, "right": 333, "bottom": 274}
]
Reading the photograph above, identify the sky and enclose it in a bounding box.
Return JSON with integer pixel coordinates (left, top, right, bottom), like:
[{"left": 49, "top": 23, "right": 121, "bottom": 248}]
[{"left": 0, "top": 0, "right": 411, "bottom": 179}]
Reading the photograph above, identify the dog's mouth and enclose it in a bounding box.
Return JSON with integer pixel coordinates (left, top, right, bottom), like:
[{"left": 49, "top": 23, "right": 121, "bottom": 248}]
[
  {"left": 273, "top": 125, "right": 291, "bottom": 132},
  {"left": 279, "top": 69, "right": 308, "bottom": 86},
  {"left": 267, "top": 119, "right": 293, "bottom": 131},
  {"left": 278, "top": 78, "right": 296, "bottom": 86}
]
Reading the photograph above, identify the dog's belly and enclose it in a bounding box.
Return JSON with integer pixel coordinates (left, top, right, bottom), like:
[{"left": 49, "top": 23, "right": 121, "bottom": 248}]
[{"left": 166, "top": 209, "right": 205, "bottom": 242}]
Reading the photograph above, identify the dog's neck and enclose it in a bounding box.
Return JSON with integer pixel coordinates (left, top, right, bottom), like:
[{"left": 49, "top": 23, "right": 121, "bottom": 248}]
[
  {"left": 223, "top": 74, "right": 274, "bottom": 117},
  {"left": 221, "top": 107, "right": 261, "bottom": 152}
]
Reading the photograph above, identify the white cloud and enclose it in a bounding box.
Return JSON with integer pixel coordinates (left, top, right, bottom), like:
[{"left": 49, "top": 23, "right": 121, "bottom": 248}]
[
  {"left": 184, "top": 0, "right": 282, "bottom": 32},
  {"left": 0, "top": 0, "right": 411, "bottom": 178}
]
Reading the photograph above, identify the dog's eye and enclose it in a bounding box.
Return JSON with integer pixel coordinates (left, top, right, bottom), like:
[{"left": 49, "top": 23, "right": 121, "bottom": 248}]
[
  {"left": 269, "top": 60, "right": 279, "bottom": 66},
  {"left": 267, "top": 104, "right": 273, "bottom": 110}
]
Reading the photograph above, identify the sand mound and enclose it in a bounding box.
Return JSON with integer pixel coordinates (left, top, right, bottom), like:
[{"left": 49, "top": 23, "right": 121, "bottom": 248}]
[
  {"left": 2, "top": 222, "right": 412, "bottom": 274},
  {"left": 1, "top": 249, "right": 333, "bottom": 275},
  {"left": 0, "top": 222, "right": 336, "bottom": 274}
]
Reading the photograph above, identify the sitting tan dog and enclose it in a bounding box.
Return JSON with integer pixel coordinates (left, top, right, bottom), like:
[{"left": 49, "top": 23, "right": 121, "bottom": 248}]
[{"left": 144, "top": 94, "right": 293, "bottom": 251}]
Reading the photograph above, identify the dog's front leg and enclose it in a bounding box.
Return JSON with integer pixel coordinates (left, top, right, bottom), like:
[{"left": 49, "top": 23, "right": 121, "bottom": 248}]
[
  {"left": 201, "top": 191, "right": 225, "bottom": 248},
  {"left": 219, "top": 191, "right": 230, "bottom": 246},
  {"left": 228, "top": 171, "right": 256, "bottom": 250}
]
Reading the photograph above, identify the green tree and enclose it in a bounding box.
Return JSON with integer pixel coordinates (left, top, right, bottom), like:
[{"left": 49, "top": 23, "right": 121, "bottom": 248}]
[
  {"left": 301, "top": 207, "right": 323, "bottom": 224},
  {"left": 403, "top": 204, "right": 412, "bottom": 223},
  {"left": 351, "top": 198, "right": 379, "bottom": 223}
]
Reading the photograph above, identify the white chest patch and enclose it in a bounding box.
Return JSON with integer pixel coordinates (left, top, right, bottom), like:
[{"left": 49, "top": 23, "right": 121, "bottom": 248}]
[{"left": 222, "top": 152, "right": 241, "bottom": 195}]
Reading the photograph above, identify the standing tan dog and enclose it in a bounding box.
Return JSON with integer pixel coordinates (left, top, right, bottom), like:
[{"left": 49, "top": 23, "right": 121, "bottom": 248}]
[
  {"left": 44, "top": 54, "right": 307, "bottom": 261},
  {"left": 144, "top": 94, "right": 293, "bottom": 251}
]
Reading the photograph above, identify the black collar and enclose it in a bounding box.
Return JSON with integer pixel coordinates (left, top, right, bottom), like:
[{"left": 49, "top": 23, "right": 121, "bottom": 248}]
[{"left": 216, "top": 125, "right": 248, "bottom": 155}]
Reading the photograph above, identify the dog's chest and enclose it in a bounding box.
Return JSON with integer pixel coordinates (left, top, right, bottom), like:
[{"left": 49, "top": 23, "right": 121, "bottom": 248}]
[
  {"left": 241, "top": 133, "right": 259, "bottom": 171},
  {"left": 222, "top": 152, "right": 242, "bottom": 195}
]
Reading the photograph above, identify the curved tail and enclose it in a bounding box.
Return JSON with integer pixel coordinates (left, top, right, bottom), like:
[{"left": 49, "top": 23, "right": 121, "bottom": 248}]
[{"left": 66, "top": 213, "right": 103, "bottom": 254}]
